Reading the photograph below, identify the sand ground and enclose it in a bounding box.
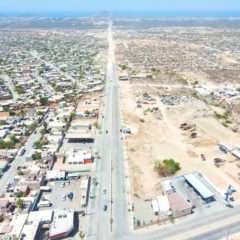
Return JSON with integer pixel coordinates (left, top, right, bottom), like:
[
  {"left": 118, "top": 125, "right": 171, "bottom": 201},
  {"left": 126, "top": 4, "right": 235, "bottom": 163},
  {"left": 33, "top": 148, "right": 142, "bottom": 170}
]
[{"left": 120, "top": 80, "right": 240, "bottom": 200}]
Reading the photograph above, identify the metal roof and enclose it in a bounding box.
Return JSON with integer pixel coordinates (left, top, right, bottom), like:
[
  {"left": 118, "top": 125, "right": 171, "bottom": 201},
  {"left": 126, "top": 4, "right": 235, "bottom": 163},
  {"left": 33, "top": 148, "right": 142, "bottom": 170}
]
[
  {"left": 151, "top": 199, "right": 160, "bottom": 213},
  {"left": 184, "top": 173, "right": 214, "bottom": 200}
]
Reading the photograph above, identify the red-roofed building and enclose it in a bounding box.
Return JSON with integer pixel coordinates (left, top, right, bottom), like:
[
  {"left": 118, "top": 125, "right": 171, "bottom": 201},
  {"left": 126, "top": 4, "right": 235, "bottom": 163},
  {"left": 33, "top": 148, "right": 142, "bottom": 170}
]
[
  {"left": 167, "top": 192, "right": 192, "bottom": 218},
  {"left": 0, "top": 199, "right": 10, "bottom": 212}
]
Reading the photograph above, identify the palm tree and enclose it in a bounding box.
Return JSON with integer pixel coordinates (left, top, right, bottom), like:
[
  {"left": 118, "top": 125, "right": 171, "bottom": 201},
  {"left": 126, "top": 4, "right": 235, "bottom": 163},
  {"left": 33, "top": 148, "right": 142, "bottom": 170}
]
[{"left": 79, "top": 230, "right": 85, "bottom": 240}]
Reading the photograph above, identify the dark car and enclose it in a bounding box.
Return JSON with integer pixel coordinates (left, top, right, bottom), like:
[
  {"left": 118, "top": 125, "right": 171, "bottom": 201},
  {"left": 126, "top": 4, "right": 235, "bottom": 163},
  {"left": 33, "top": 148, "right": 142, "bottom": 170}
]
[
  {"left": 67, "top": 192, "right": 74, "bottom": 200},
  {"left": 103, "top": 205, "right": 107, "bottom": 211},
  {"left": 106, "top": 130, "right": 108, "bottom": 134}
]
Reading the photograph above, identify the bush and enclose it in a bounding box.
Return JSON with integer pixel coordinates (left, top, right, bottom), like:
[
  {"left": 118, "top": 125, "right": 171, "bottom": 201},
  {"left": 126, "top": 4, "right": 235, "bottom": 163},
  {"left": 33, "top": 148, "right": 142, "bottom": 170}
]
[
  {"left": 27, "top": 122, "right": 38, "bottom": 132},
  {"left": 34, "top": 141, "right": 42, "bottom": 149},
  {"left": 33, "top": 153, "right": 41, "bottom": 160},
  {"left": 17, "top": 192, "right": 23, "bottom": 198},
  {"left": 121, "top": 65, "right": 127, "bottom": 70},
  {"left": 0, "top": 215, "right": 4, "bottom": 222},
  {"left": 0, "top": 121, "right": 8, "bottom": 125},
  {"left": 15, "top": 86, "right": 25, "bottom": 94},
  {"left": 0, "top": 140, "right": 15, "bottom": 149},
  {"left": 154, "top": 159, "right": 180, "bottom": 177}
]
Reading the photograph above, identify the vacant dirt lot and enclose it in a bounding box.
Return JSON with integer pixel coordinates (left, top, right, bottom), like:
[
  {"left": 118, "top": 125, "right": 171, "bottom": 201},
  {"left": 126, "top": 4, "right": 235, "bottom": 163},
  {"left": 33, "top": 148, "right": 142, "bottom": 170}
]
[{"left": 120, "top": 80, "right": 240, "bottom": 199}]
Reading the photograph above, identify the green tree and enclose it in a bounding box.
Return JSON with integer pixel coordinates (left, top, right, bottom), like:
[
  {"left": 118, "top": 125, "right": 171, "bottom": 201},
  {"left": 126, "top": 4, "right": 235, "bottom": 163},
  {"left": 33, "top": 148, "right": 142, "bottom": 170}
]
[
  {"left": 70, "top": 112, "right": 76, "bottom": 120},
  {"left": 43, "top": 121, "right": 48, "bottom": 130},
  {"left": 17, "top": 192, "right": 23, "bottom": 198},
  {"left": 27, "top": 122, "right": 38, "bottom": 132},
  {"left": 32, "top": 152, "right": 41, "bottom": 160},
  {"left": 40, "top": 128, "right": 46, "bottom": 136},
  {"left": 33, "top": 141, "right": 42, "bottom": 149},
  {"left": 16, "top": 198, "right": 23, "bottom": 209},
  {"left": 40, "top": 97, "right": 49, "bottom": 106}
]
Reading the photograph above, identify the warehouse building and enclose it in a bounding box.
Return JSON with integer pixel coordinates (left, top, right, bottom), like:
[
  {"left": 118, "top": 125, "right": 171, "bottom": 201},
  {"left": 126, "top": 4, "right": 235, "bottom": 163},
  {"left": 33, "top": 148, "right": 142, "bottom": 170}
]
[{"left": 184, "top": 173, "right": 215, "bottom": 202}]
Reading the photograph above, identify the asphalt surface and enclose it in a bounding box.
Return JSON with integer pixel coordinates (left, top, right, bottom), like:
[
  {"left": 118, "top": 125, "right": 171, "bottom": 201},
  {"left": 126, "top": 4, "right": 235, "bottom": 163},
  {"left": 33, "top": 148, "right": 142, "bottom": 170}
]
[{"left": 87, "top": 23, "right": 114, "bottom": 240}]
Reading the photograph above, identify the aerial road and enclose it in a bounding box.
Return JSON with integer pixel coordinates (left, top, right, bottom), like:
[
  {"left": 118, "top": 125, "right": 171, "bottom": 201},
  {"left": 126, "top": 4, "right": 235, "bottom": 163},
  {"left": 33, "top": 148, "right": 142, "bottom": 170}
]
[{"left": 88, "top": 21, "right": 240, "bottom": 240}]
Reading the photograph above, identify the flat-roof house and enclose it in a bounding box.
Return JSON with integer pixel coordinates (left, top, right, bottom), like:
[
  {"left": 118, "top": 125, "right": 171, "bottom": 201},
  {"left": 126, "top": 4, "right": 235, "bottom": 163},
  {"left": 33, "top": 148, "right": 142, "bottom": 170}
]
[
  {"left": 167, "top": 192, "right": 192, "bottom": 218},
  {"left": 157, "top": 196, "right": 171, "bottom": 217},
  {"left": 49, "top": 210, "right": 74, "bottom": 239},
  {"left": 46, "top": 170, "right": 66, "bottom": 181},
  {"left": 65, "top": 149, "right": 92, "bottom": 165}
]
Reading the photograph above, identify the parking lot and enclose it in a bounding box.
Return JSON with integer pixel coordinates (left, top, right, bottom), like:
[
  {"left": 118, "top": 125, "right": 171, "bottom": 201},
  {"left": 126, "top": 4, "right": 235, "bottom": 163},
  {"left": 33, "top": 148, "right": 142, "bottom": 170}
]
[
  {"left": 60, "top": 138, "right": 95, "bottom": 153},
  {"left": 40, "top": 179, "right": 85, "bottom": 211},
  {"left": 133, "top": 172, "right": 228, "bottom": 227}
]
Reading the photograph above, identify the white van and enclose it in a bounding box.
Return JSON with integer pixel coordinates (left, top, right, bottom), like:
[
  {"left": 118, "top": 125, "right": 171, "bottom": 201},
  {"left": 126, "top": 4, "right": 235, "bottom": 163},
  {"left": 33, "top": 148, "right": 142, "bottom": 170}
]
[
  {"left": 18, "top": 147, "right": 26, "bottom": 156},
  {"left": 67, "top": 173, "right": 80, "bottom": 180}
]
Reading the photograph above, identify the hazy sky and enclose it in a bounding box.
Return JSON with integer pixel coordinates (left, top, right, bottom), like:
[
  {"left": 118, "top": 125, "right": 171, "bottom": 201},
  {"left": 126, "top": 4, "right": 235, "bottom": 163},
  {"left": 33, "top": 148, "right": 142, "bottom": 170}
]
[{"left": 1, "top": 0, "right": 240, "bottom": 12}]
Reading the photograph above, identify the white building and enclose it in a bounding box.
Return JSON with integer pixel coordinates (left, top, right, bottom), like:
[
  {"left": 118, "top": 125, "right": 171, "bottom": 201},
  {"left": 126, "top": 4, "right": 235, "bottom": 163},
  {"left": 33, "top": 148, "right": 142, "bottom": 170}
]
[
  {"left": 46, "top": 170, "right": 66, "bottom": 181},
  {"left": 49, "top": 210, "right": 74, "bottom": 239},
  {"left": 65, "top": 149, "right": 92, "bottom": 165}
]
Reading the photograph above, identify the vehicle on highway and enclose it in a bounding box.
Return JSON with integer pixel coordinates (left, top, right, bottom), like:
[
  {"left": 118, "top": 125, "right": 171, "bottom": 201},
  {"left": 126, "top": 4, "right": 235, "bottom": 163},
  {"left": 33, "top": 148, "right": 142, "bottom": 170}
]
[
  {"left": 18, "top": 147, "right": 26, "bottom": 156},
  {"left": 103, "top": 205, "right": 107, "bottom": 211},
  {"left": 103, "top": 189, "right": 106, "bottom": 194},
  {"left": 106, "top": 130, "right": 108, "bottom": 134}
]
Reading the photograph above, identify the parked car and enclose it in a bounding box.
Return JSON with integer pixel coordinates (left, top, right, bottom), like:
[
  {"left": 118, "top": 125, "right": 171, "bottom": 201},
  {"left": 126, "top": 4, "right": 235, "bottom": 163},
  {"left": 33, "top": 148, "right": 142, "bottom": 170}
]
[{"left": 67, "top": 192, "right": 73, "bottom": 200}]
